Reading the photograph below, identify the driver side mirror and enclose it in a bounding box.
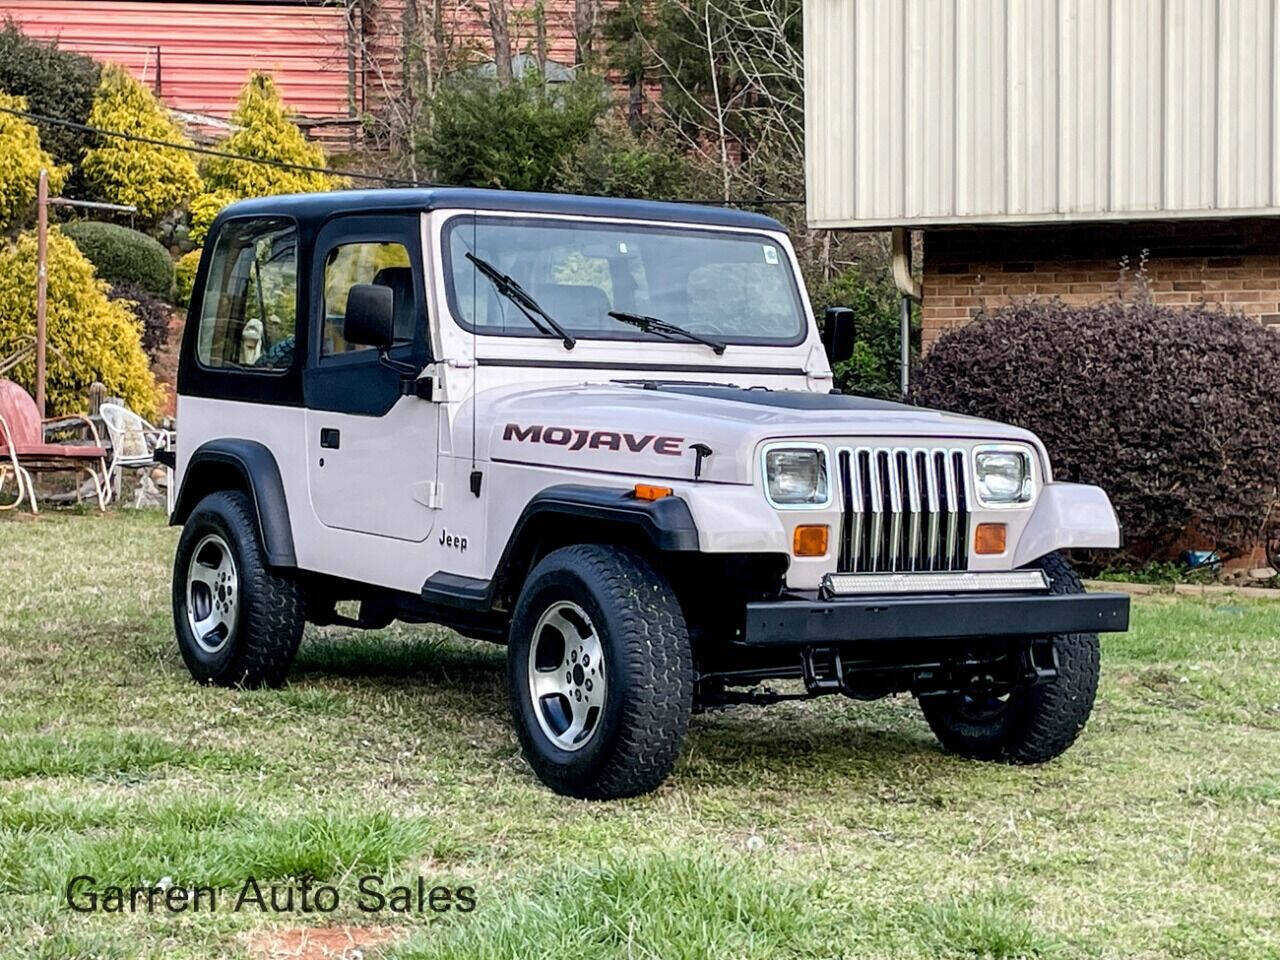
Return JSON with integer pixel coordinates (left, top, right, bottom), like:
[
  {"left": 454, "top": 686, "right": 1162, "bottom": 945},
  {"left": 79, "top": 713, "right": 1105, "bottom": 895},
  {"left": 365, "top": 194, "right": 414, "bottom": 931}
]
[
  {"left": 344, "top": 283, "right": 394, "bottom": 350},
  {"left": 822, "top": 307, "right": 856, "bottom": 366}
]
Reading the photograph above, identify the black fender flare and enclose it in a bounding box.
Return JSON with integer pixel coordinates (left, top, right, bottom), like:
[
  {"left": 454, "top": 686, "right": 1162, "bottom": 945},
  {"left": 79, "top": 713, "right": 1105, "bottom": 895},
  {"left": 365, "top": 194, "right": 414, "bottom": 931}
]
[
  {"left": 514, "top": 484, "right": 700, "bottom": 552},
  {"left": 421, "top": 484, "right": 700, "bottom": 612},
  {"left": 170, "top": 439, "right": 297, "bottom": 568}
]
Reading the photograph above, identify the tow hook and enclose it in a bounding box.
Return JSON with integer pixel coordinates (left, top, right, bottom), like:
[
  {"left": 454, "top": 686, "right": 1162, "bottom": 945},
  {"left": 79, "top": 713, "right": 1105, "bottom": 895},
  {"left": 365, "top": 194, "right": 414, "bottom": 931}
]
[{"left": 801, "top": 646, "right": 845, "bottom": 693}]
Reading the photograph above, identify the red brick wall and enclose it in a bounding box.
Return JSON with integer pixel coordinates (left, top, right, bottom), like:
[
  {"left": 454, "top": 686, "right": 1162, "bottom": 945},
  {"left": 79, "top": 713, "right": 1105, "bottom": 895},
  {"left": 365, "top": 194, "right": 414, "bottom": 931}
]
[{"left": 921, "top": 219, "right": 1280, "bottom": 351}]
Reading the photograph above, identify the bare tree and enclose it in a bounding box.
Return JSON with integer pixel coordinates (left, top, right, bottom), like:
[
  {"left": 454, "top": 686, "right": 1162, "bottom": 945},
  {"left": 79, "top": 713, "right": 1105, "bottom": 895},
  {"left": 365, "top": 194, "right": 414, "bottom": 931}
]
[
  {"left": 487, "top": 0, "right": 514, "bottom": 83},
  {"left": 573, "top": 0, "right": 598, "bottom": 65},
  {"left": 612, "top": 0, "right": 887, "bottom": 287},
  {"left": 534, "top": 0, "right": 548, "bottom": 78},
  {"left": 342, "top": 0, "right": 477, "bottom": 179},
  {"left": 627, "top": 0, "right": 805, "bottom": 200}
]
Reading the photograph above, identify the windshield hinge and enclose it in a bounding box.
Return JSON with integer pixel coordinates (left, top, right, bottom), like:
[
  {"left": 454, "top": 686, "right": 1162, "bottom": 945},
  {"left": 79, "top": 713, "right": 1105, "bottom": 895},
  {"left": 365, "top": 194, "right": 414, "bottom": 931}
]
[
  {"left": 401, "top": 376, "right": 434, "bottom": 400},
  {"left": 412, "top": 481, "right": 444, "bottom": 510}
]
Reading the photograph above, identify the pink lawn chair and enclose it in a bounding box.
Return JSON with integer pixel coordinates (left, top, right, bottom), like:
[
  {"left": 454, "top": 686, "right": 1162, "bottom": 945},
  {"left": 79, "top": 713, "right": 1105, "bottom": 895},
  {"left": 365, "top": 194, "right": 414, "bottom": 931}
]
[{"left": 0, "top": 379, "right": 108, "bottom": 513}]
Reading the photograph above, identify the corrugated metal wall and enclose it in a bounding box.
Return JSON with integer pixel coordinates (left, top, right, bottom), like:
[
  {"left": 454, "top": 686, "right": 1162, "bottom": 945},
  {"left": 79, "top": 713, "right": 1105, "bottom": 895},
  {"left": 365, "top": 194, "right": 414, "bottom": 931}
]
[
  {"left": 3, "top": 1, "right": 355, "bottom": 125},
  {"left": 805, "top": 0, "right": 1280, "bottom": 228}
]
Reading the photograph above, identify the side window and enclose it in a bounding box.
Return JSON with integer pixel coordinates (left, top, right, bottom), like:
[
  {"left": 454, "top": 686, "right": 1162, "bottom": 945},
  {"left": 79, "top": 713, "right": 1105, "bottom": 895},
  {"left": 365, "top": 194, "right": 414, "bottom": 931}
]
[
  {"left": 321, "top": 242, "right": 415, "bottom": 357},
  {"left": 196, "top": 218, "right": 298, "bottom": 371}
]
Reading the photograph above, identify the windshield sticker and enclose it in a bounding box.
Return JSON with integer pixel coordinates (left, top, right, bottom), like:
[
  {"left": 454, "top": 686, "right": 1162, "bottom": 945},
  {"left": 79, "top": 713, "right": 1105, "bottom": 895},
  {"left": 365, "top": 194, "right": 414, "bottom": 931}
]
[{"left": 763, "top": 245, "right": 779, "bottom": 264}]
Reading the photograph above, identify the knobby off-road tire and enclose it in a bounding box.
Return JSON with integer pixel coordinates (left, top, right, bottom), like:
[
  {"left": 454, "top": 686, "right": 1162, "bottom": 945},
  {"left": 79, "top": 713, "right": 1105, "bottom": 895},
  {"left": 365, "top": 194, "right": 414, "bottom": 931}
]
[
  {"left": 919, "top": 552, "right": 1100, "bottom": 764},
  {"left": 172, "top": 490, "right": 304, "bottom": 688},
  {"left": 508, "top": 544, "right": 694, "bottom": 799}
]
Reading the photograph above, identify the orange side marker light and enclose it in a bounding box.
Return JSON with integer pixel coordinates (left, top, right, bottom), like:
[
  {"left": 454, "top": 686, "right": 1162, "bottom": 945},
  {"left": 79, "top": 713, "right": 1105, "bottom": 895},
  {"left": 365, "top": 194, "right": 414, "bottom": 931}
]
[
  {"left": 974, "top": 523, "right": 1007, "bottom": 555},
  {"left": 793, "top": 524, "right": 830, "bottom": 557},
  {"left": 634, "top": 483, "right": 673, "bottom": 501}
]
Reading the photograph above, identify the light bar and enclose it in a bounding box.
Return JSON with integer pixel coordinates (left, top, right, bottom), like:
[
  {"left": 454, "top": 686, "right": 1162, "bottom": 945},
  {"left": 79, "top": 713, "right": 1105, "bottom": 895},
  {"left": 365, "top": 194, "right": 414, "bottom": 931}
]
[{"left": 823, "top": 570, "right": 1050, "bottom": 596}]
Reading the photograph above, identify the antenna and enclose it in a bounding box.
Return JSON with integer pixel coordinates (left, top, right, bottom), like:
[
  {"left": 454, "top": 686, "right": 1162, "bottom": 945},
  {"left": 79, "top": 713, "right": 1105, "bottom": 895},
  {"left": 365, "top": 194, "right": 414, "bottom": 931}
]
[{"left": 470, "top": 212, "right": 478, "bottom": 471}]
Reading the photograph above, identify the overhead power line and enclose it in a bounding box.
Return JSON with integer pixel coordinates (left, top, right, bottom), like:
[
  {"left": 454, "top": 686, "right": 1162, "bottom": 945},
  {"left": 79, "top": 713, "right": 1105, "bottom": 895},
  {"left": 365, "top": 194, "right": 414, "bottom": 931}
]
[
  {"left": 0, "top": 104, "right": 806, "bottom": 208},
  {"left": 0, "top": 105, "right": 421, "bottom": 187}
]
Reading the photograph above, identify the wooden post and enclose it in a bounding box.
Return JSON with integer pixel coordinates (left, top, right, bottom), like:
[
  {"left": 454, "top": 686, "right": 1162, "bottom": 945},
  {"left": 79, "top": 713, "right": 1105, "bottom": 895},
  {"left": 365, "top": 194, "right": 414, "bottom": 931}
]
[
  {"left": 88, "top": 381, "right": 107, "bottom": 417},
  {"left": 36, "top": 168, "right": 48, "bottom": 418}
]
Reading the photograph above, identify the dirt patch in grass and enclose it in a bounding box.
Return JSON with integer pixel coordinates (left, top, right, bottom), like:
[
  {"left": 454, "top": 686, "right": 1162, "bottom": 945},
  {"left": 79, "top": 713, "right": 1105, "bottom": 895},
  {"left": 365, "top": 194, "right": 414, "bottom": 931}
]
[{"left": 246, "top": 925, "right": 401, "bottom": 960}]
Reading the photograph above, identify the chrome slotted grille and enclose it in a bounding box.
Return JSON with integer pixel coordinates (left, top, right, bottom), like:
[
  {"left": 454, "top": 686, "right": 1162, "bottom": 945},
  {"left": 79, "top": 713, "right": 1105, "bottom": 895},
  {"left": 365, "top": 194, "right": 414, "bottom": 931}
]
[{"left": 836, "top": 447, "right": 970, "bottom": 573}]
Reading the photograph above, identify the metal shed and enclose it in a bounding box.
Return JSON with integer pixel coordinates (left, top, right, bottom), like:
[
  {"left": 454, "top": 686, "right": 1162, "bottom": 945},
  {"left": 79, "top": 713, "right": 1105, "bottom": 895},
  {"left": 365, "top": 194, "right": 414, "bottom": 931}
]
[{"left": 804, "top": 0, "right": 1280, "bottom": 229}]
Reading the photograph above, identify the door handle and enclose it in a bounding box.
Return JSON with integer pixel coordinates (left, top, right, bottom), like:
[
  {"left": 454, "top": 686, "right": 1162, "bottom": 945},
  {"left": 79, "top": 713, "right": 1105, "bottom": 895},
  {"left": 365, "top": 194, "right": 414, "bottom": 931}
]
[{"left": 320, "top": 428, "right": 340, "bottom": 449}]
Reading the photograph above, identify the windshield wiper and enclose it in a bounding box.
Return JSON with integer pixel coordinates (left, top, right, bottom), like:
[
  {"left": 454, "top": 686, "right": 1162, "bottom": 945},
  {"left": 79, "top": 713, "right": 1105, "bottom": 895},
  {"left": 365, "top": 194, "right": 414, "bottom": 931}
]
[
  {"left": 465, "top": 252, "right": 576, "bottom": 350},
  {"left": 608, "top": 311, "right": 726, "bottom": 355}
]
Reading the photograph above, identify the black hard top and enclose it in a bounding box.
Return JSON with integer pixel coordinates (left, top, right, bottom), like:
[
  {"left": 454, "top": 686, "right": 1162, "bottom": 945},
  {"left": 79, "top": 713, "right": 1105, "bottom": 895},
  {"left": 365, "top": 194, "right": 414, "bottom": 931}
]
[{"left": 215, "top": 187, "right": 786, "bottom": 233}]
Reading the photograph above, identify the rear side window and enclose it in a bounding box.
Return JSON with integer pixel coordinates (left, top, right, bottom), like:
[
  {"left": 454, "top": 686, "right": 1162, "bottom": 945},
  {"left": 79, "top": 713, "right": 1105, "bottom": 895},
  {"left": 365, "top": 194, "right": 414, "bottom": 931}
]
[
  {"left": 321, "top": 242, "right": 415, "bottom": 357},
  {"left": 195, "top": 218, "right": 298, "bottom": 371}
]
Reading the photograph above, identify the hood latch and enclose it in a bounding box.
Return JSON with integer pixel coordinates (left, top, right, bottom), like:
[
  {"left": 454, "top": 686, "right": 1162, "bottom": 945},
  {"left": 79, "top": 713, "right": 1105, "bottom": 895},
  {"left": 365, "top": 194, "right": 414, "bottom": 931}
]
[{"left": 691, "top": 443, "right": 713, "bottom": 480}]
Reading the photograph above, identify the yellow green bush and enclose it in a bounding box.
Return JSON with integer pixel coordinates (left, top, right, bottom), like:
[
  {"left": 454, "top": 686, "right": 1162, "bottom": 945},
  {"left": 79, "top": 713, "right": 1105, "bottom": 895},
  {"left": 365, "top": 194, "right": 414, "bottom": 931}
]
[
  {"left": 187, "top": 190, "right": 237, "bottom": 245},
  {"left": 81, "top": 65, "right": 202, "bottom": 221},
  {"left": 0, "top": 93, "right": 66, "bottom": 232},
  {"left": 175, "top": 248, "right": 202, "bottom": 307},
  {"left": 199, "top": 72, "right": 343, "bottom": 203},
  {"left": 0, "top": 228, "right": 160, "bottom": 418}
]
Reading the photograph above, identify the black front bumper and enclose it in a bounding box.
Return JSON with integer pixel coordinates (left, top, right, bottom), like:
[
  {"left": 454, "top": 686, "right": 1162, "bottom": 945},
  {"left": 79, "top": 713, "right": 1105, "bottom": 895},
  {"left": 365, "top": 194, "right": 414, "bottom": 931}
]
[{"left": 742, "top": 591, "right": 1130, "bottom": 647}]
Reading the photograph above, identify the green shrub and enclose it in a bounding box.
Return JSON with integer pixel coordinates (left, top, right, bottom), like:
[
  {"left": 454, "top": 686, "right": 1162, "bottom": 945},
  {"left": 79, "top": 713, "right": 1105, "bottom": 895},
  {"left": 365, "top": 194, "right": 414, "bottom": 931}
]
[
  {"left": 0, "top": 20, "right": 100, "bottom": 169},
  {"left": 0, "top": 228, "right": 159, "bottom": 418},
  {"left": 417, "top": 70, "right": 609, "bottom": 191},
  {"left": 201, "top": 73, "right": 342, "bottom": 200},
  {"left": 61, "top": 221, "right": 174, "bottom": 299},
  {"left": 911, "top": 300, "right": 1280, "bottom": 564},
  {"left": 557, "top": 116, "right": 695, "bottom": 199},
  {"left": 174, "top": 248, "right": 201, "bottom": 308},
  {"left": 812, "top": 270, "right": 916, "bottom": 400},
  {"left": 0, "top": 93, "right": 67, "bottom": 232},
  {"left": 81, "top": 64, "right": 202, "bottom": 221}
]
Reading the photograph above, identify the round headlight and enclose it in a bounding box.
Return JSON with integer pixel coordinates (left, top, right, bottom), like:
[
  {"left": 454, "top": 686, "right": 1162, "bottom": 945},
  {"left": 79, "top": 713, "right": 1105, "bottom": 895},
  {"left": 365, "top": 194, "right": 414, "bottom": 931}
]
[
  {"left": 974, "top": 449, "right": 1033, "bottom": 505},
  {"left": 765, "top": 448, "right": 829, "bottom": 506}
]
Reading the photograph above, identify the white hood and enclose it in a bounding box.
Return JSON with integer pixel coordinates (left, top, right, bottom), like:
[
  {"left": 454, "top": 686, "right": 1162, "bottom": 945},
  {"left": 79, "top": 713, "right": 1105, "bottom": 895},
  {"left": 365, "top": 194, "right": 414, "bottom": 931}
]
[{"left": 474, "top": 382, "right": 1048, "bottom": 485}]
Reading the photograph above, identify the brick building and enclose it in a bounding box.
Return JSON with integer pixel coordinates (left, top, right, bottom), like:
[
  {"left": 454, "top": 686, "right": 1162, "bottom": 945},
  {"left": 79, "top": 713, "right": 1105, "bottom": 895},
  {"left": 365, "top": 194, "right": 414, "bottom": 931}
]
[
  {"left": 802, "top": 0, "right": 1280, "bottom": 356},
  {"left": 921, "top": 219, "right": 1280, "bottom": 351}
]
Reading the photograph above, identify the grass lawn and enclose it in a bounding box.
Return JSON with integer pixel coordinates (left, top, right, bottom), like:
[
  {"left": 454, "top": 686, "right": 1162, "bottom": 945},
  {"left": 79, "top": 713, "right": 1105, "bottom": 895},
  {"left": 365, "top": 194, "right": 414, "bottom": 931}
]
[{"left": 1, "top": 511, "right": 1278, "bottom": 960}]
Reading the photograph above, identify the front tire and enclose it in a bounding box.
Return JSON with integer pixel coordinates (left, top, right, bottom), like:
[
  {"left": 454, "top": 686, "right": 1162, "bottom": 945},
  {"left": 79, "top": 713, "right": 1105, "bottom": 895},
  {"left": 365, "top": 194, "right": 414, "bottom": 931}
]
[
  {"left": 919, "top": 553, "right": 1100, "bottom": 763},
  {"left": 508, "top": 544, "right": 694, "bottom": 799},
  {"left": 172, "top": 490, "right": 304, "bottom": 688}
]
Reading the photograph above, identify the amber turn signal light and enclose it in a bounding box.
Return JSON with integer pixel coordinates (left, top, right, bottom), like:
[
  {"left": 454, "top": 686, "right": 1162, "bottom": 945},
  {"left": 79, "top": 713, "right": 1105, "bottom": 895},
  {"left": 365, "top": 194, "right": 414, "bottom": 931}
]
[
  {"left": 633, "top": 483, "right": 673, "bottom": 501},
  {"left": 793, "top": 524, "right": 829, "bottom": 557},
  {"left": 974, "top": 522, "right": 1007, "bottom": 555}
]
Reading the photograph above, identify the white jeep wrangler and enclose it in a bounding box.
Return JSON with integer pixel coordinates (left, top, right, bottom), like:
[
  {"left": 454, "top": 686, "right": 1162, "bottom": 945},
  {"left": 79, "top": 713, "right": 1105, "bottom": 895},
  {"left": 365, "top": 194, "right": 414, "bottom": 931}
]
[{"left": 170, "top": 188, "right": 1129, "bottom": 798}]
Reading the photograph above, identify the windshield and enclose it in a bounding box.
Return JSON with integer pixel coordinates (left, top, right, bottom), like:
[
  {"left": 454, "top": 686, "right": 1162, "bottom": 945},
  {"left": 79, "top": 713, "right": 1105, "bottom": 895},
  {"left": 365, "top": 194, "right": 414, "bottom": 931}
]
[{"left": 443, "top": 215, "right": 807, "bottom": 346}]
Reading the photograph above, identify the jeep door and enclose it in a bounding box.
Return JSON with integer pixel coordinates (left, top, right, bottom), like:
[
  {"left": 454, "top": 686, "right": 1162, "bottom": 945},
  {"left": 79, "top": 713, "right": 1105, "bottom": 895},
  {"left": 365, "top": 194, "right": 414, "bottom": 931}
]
[{"left": 303, "top": 214, "right": 439, "bottom": 542}]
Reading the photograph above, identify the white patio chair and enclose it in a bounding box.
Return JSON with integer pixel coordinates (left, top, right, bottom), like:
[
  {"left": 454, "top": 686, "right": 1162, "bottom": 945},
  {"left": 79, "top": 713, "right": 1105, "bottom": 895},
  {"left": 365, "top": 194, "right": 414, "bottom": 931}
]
[{"left": 99, "top": 403, "right": 175, "bottom": 512}]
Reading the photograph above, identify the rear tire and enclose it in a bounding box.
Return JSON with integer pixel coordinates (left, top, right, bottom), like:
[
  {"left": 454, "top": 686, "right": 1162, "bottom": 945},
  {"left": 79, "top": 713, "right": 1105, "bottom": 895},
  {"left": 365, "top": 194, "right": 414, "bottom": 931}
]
[
  {"left": 508, "top": 544, "right": 694, "bottom": 799},
  {"left": 172, "top": 490, "right": 304, "bottom": 688},
  {"left": 919, "top": 553, "right": 1099, "bottom": 763}
]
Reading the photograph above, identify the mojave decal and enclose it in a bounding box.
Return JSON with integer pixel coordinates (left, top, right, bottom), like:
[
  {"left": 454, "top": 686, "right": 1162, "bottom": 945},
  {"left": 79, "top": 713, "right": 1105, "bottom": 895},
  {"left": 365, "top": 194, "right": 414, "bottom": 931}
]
[{"left": 503, "top": 423, "right": 684, "bottom": 456}]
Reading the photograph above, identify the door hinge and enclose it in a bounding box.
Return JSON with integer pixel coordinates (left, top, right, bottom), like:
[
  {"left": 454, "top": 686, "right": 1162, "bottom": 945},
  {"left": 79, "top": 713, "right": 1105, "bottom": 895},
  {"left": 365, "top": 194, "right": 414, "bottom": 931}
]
[{"left": 412, "top": 480, "right": 444, "bottom": 509}]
